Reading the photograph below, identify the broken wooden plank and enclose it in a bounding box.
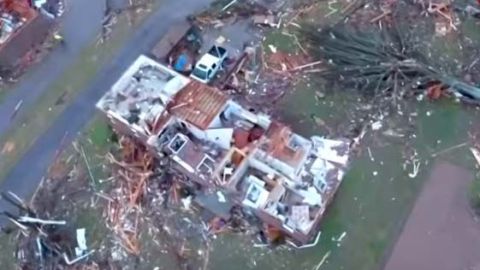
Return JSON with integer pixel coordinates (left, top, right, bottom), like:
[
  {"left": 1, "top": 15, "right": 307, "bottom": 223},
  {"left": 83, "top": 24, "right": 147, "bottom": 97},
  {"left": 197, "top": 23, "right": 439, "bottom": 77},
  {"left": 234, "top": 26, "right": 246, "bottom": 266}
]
[{"left": 470, "top": 147, "right": 480, "bottom": 167}]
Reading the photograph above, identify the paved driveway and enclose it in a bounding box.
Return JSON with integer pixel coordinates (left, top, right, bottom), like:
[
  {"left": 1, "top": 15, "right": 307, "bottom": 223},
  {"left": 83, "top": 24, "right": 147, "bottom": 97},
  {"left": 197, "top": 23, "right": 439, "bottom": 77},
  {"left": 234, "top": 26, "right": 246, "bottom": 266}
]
[{"left": 384, "top": 161, "right": 480, "bottom": 270}]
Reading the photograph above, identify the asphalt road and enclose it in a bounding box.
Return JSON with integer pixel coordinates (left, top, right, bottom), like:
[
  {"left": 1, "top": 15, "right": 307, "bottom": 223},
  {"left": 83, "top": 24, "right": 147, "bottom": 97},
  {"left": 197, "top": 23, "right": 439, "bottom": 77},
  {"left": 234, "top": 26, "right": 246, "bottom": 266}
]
[
  {"left": 0, "top": 0, "right": 213, "bottom": 223},
  {"left": 0, "top": 0, "right": 105, "bottom": 134}
]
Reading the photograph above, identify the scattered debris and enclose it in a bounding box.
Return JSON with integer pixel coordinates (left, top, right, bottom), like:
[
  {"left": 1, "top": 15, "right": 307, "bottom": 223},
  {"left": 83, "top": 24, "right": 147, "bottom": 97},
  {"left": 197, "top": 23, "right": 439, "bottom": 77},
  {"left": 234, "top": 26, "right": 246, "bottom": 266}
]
[
  {"left": 370, "top": 9, "right": 392, "bottom": 23},
  {"left": 331, "top": 231, "right": 347, "bottom": 247},
  {"left": 431, "top": 142, "right": 468, "bottom": 157},
  {"left": 99, "top": 0, "right": 153, "bottom": 44},
  {"left": 266, "top": 51, "right": 309, "bottom": 72},
  {"left": 10, "top": 99, "right": 23, "bottom": 120},
  {"left": 313, "top": 250, "right": 331, "bottom": 270},
  {"left": 222, "top": 0, "right": 238, "bottom": 12},
  {"left": 326, "top": 0, "right": 338, "bottom": 17},
  {"left": 1, "top": 191, "right": 94, "bottom": 268},
  {"left": 7, "top": 0, "right": 480, "bottom": 268},
  {"left": 470, "top": 147, "right": 480, "bottom": 167},
  {"left": 371, "top": 121, "right": 383, "bottom": 131},
  {"left": 267, "top": 44, "right": 277, "bottom": 53},
  {"left": 253, "top": 14, "right": 277, "bottom": 27},
  {"left": 367, "top": 147, "right": 375, "bottom": 162},
  {"left": 1, "top": 140, "right": 15, "bottom": 154},
  {"left": 408, "top": 159, "right": 421, "bottom": 178}
]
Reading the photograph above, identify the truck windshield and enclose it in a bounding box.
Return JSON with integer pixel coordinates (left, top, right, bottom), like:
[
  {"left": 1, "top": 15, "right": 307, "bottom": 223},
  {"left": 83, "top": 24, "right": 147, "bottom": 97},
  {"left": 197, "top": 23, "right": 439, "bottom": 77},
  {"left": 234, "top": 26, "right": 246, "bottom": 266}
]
[
  {"left": 208, "top": 46, "right": 226, "bottom": 58},
  {"left": 192, "top": 65, "right": 208, "bottom": 80}
]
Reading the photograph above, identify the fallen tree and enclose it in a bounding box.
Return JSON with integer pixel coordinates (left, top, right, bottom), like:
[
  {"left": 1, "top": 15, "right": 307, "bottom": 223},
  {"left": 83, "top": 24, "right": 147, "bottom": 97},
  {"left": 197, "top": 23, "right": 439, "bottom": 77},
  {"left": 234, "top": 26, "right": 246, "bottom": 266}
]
[{"left": 302, "top": 23, "right": 480, "bottom": 102}]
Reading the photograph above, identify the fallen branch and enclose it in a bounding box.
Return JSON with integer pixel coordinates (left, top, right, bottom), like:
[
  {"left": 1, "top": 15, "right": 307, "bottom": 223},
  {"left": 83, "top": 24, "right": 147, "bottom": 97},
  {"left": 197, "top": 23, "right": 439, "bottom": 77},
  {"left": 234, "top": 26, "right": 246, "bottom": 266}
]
[
  {"left": 222, "top": 0, "right": 238, "bottom": 11},
  {"left": 202, "top": 243, "right": 211, "bottom": 270},
  {"left": 80, "top": 145, "right": 96, "bottom": 191},
  {"left": 470, "top": 147, "right": 480, "bottom": 167},
  {"left": 290, "top": 60, "right": 323, "bottom": 71},
  {"left": 431, "top": 142, "right": 468, "bottom": 157},
  {"left": 370, "top": 10, "right": 392, "bottom": 23},
  {"left": 325, "top": 0, "right": 338, "bottom": 17},
  {"left": 408, "top": 159, "right": 420, "bottom": 178},
  {"left": 282, "top": 31, "right": 308, "bottom": 55},
  {"left": 314, "top": 251, "right": 331, "bottom": 270}
]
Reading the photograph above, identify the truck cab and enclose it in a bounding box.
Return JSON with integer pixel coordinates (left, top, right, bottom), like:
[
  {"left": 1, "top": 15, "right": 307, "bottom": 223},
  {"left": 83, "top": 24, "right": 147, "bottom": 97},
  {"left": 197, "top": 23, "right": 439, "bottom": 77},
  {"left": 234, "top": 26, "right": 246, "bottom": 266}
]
[{"left": 190, "top": 45, "right": 227, "bottom": 84}]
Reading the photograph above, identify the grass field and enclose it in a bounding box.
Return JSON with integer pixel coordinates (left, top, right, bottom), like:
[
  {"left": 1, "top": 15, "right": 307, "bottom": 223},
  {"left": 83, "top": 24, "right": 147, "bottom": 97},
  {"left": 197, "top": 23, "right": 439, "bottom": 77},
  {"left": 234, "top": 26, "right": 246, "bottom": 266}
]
[{"left": 202, "top": 3, "right": 480, "bottom": 269}]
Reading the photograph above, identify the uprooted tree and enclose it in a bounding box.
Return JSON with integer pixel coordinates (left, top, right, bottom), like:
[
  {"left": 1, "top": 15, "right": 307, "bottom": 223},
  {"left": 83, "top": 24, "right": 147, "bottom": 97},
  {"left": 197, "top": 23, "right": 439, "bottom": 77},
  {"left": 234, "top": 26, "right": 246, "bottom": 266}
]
[{"left": 301, "top": 23, "right": 480, "bottom": 103}]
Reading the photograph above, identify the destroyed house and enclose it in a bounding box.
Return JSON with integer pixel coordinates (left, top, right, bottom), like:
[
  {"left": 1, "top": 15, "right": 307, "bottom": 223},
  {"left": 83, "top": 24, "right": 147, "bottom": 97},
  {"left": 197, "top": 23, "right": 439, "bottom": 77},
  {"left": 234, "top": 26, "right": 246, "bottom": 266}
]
[
  {"left": 216, "top": 122, "right": 350, "bottom": 244},
  {"left": 0, "top": 0, "right": 53, "bottom": 73},
  {"left": 96, "top": 55, "right": 190, "bottom": 146},
  {"left": 97, "top": 55, "right": 351, "bottom": 246}
]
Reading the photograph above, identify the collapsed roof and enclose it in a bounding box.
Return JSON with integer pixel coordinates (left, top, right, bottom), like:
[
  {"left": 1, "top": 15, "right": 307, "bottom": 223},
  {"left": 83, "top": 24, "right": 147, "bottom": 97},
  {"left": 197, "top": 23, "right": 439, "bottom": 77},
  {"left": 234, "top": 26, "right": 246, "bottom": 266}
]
[{"left": 96, "top": 55, "right": 352, "bottom": 246}]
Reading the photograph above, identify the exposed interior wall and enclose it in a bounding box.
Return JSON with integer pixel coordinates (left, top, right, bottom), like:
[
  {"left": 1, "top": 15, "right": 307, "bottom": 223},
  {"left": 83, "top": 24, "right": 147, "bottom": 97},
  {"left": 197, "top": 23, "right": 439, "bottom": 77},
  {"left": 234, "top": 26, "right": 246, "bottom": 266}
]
[
  {"left": 172, "top": 155, "right": 195, "bottom": 173},
  {"left": 208, "top": 111, "right": 223, "bottom": 128},
  {"left": 184, "top": 121, "right": 206, "bottom": 139},
  {"left": 251, "top": 150, "right": 295, "bottom": 178},
  {"left": 226, "top": 158, "right": 250, "bottom": 190},
  {"left": 97, "top": 55, "right": 190, "bottom": 108},
  {"left": 248, "top": 153, "right": 282, "bottom": 176},
  {"left": 182, "top": 120, "right": 233, "bottom": 149},
  {"left": 204, "top": 128, "right": 233, "bottom": 149},
  {"left": 227, "top": 101, "right": 259, "bottom": 123}
]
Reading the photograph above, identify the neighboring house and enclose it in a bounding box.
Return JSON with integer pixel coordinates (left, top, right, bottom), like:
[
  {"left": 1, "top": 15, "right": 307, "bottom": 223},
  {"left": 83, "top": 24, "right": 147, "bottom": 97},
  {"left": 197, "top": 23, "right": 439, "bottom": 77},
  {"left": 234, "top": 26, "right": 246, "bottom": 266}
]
[
  {"left": 96, "top": 55, "right": 351, "bottom": 246},
  {"left": 0, "top": 0, "right": 54, "bottom": 75}
]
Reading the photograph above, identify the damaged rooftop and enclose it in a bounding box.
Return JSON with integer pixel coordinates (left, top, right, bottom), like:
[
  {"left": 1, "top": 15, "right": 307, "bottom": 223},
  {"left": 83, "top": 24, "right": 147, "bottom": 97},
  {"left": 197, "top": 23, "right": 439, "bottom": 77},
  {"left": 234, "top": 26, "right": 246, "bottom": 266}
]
[{"left": 96, "top": 53, "right": 352, "bottom": 246}]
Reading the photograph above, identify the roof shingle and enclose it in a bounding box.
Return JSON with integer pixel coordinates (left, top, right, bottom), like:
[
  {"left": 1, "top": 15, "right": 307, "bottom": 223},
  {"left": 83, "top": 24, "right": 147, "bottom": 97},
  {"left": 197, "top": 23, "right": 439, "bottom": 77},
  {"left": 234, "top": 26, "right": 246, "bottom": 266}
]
[{"left": 168, "top": 81, "right": 228, "bottom": 130}]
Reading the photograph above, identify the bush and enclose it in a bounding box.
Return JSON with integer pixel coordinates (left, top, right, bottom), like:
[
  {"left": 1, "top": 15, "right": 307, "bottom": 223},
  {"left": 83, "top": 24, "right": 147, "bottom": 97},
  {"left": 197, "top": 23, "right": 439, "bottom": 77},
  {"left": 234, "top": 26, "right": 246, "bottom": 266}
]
[{"left": 470, "top": 177, "right": 480, "bottom": 215}]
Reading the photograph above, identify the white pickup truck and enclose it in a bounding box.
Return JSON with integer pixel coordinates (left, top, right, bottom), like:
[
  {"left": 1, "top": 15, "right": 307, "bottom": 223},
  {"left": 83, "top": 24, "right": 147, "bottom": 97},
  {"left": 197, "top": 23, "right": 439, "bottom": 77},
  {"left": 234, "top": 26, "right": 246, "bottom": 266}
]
[{"left": 190, "top": 45, "right": 228, "bottom": 84}]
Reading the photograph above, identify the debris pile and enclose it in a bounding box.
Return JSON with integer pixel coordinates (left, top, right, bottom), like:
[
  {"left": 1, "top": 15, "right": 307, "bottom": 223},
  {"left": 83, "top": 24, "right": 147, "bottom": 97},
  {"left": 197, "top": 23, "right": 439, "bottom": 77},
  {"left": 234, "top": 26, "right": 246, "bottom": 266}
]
[
  {"left": 194, "top": 0, "right": 270, "bottom": 26},
  {"left": 105, "top": 137, "right": 155, "bottom": 256},
  {"left": 104, "top": 136, "right": 213, "bottom": 269},
  {"left": 266, "top": 51, "right": 310, "bottom": 72},
  {"left": 1, "top": 191, "right": 94, "bottom": 269},
  {"left": 95, "top": 51, "right": 353, "bottom": 248},
  {"left": 99, "top": 0, "right": 153, "bottom": 44}
]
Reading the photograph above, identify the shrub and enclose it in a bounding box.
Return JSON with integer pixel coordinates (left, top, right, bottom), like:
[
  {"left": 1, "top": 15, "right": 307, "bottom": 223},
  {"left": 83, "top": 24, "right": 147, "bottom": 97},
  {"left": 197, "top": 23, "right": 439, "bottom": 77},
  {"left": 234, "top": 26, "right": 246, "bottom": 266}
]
[{"left": 470, "top": 177, "right": 480, "bottom": 215}]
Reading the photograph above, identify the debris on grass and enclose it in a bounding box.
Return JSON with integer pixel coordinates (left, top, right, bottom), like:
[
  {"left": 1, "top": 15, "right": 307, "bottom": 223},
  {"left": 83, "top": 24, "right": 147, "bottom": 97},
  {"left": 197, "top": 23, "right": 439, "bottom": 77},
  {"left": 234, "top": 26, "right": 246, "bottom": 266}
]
[
  {"left": 1, "top": 191, "right": 94, "bottom": 269},
  {"left": 1, "top": 141, "right": 15, "bottom": 154}
]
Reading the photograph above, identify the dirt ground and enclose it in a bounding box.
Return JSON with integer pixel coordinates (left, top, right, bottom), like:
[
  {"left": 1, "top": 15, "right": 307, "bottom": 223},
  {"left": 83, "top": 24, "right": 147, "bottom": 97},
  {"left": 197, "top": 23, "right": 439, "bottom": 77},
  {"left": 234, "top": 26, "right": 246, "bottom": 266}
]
[{"left": 384, "top": 161, "right": 480, "bottom": 270}]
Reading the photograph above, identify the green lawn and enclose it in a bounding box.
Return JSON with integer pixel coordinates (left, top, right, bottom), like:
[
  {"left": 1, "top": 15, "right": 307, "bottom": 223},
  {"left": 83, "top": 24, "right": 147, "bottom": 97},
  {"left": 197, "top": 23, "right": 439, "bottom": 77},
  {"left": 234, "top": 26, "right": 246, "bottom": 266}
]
[
  {"left": 202, "top": 79, "right": 479, "bottom": 270},
  {"left": 0, "top": 233, "right": 17, "bottom": 269},
  {"left": 200, "top": 3, "right": 480, "bottom": 269}
]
